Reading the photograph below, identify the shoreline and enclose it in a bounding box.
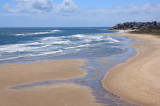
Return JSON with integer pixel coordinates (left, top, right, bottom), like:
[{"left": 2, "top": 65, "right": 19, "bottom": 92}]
[
  {"left": 102, "top": 32, "right": 160, "bottom": 105},
  {"left": 0, "top": 33, "right": 138, "bottom": 106},
  {"left": 0, "top": 31, "right": 154, "bottom": 105}
]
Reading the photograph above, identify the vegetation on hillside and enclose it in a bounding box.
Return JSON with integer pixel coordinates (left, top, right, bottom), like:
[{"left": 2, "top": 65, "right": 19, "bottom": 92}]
[{"left": 131, "top": 26, "right": 160, "bottom": 36}]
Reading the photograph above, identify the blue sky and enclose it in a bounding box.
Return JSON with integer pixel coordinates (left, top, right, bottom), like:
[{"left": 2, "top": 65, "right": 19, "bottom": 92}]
[{"left": 0, "top": 0, "right": 160, "bottom": 27}]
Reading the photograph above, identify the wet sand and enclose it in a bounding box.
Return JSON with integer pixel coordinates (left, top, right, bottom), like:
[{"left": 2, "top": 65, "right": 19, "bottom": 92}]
[
  {"left": 0, "top": 59, "right": 101, "bottom": 106},
  {"left": 1, "top": 83, "right": 100, "bottom": 106},
  {"left": 0, "top": 59, "right": 87, "bottom": 88},
  {"left": 103, "top": 33, "right": 160, "bottom": 106}
]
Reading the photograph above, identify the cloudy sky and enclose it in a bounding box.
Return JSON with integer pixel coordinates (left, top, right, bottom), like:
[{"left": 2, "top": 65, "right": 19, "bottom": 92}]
[{"left": 0, "top": 0, "right": 160, "bottom": 27}]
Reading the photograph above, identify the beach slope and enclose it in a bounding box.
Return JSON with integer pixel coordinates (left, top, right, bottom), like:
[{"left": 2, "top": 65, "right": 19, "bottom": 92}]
[{"left": 102, "top": 33, "right": 160, "bottom": 106}]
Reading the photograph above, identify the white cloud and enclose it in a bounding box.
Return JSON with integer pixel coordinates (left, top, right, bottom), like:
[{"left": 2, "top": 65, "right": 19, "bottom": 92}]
[
  {"left": 3, "top": 1, "right": 160, "bottom": 16},
  {"left": 3, "top": 0, "right": 53, "bottom": 13},
  {"left": 125, "top": 4, "right": 160, "bottom": 14},
  {"left": 58, "top": 0, "right": 79, "bottom": 12},
  {"left": 2, "top": 3, "right": 20, "bottom": 13},
  {"left": 77, "top": 3, "right": 160, "bottom": 25},
  {"left": 3, "top": 0, "right": 79, "bottom": 14},
  {"left": 87, "top": 4, "right": 160, "bottom": 17}
]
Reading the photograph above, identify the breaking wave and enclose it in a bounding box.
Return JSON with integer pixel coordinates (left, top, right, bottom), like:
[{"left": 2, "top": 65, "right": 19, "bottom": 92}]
[{"left": 15, "top": 30, "right": 61, "bottom": 36}]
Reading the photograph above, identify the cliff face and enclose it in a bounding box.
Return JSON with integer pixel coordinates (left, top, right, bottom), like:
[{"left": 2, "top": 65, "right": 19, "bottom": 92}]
[{"left": 110, "top": 21, "right": 160, "bottom": 30}]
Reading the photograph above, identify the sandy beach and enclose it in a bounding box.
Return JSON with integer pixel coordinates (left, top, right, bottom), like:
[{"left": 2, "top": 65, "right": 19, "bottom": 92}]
[
  {"left": 102, "top": 32, "right": 160, "bottom": 106},
  {"left": 0, "top": 59, "right": 101, "bottom": 106},
  {"left": 1, "top": 31, "right": 160, "bottom": 106}
]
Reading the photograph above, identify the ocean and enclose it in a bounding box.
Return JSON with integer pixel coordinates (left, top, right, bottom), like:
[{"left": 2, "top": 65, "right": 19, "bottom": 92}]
[
  {"left": 0, "top": 27, "right": 133, "bottom": 65},
  {"left": 0, "top": 27, "right": 137, "bottom": 105}
]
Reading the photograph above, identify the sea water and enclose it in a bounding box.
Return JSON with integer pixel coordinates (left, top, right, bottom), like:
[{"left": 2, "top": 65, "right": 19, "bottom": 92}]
[{"left": 0, "top": 27, "right": 132, "bottom": 64}]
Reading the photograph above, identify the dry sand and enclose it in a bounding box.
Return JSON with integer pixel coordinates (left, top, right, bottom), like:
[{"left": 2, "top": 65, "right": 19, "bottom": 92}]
[
  {"left": 102, "top": 33, "right": 160, "bottom": 106},
  {"left": 0, "top": 59, "right": 101, "bottom": 106}
]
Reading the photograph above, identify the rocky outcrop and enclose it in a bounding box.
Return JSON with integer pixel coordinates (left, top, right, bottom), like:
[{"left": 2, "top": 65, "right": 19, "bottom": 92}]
[{"left": 110, "top": 21, "right": 160, "bottom": 30}]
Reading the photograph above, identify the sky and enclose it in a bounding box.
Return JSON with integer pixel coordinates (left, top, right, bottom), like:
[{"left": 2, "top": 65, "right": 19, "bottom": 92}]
[{"left": 0, "top": 0, "right": 160, "bottom": 27}]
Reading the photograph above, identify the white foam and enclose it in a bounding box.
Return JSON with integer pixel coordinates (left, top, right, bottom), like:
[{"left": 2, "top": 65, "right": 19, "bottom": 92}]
[
  {"left": 50, "top": 30, "right": 61, "bottom": 32},
  {"left": 72, "top": 34, "right": 85, "bottom": 39},
  {"left": 29, "top": 49, "right": 63, "bottom": 57},
  {"left": 85, "top": 35, "right": 104, "bottom": 42},
  {"left": 77, "top": 44, "right": 90, "bottom": 47},
  {"left": 65, "top": 44, "right": 90, "bottom": 50},
  {"left": 41, "top": 36, "right": 64, "bottom": 41},
  {"left": 0, "top": 43, "right": 42, "bottom": 53},
  {"left": 51, "top": 40, "right": 70, "bottom": 45},
  {"left": 118, "top": 30, "right": 129, "bottom": 33},
  {"left": 15, "top": 30, "right": 61, "bottom": 36},
  {"left": 71, "top": 34, "right": 104, "bottom": 43},
  {"left": 18, "top": 42, "right": 41, "bottom": 46},
  {"left": 90, "top": 36, "right": 103, "bottom": 39},
  {"left": 41, "top": 37, "right": 58, "bottom": 41},
  {"left": 107, "top": 37, "right": 120, "bottom": 43},
  {"left": 0, "top": 34, "right": 71, "bottom": 55},
  {"left": 0, "top": 55, "right": 29, "bottom": 61},
  {"left": 0, "top": 49, "right": 63, "bottom": 61},
  {"left": 75, "top": 49, "right": 81, "bottom": 52},
  {"left": 41, "top": 36, "right": 70, "bottom": 45},
  {"left": 65, "top": 46, "right": 77, "bottom": 49}
]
